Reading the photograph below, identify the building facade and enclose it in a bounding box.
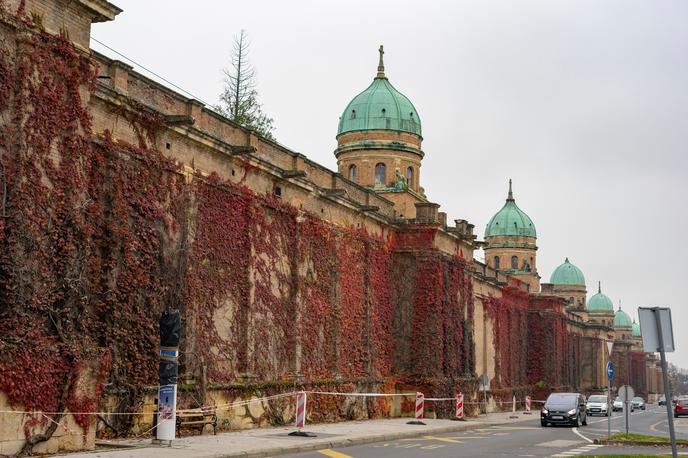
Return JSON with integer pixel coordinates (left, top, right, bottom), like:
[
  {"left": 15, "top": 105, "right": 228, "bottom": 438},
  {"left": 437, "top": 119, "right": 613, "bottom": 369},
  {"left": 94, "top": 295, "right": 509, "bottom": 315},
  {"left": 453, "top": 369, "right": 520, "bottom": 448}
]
[{"left": 0, "top": 1, "right": 662, "bottom": 454}]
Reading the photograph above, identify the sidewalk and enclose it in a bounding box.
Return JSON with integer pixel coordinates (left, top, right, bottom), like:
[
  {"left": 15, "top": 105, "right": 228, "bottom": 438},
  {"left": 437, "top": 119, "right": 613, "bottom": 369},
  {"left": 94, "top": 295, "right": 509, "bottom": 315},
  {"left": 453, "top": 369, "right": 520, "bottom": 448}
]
[{"left": 56, "top": 411, "right": 537, "bottom": 458}]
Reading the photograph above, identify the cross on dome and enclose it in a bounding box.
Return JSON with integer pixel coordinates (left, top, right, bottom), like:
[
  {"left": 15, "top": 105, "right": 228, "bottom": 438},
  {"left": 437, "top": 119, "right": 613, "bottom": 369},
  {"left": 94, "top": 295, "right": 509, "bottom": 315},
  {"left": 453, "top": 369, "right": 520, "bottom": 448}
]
[{"left": 377, "top": 45, "right": 386, "bottom": 78}]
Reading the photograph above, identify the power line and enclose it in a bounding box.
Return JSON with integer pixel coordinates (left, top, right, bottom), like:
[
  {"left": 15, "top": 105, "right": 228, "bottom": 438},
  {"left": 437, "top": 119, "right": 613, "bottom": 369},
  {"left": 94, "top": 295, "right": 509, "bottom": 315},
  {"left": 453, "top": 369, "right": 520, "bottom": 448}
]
[{"left": 90, "top": 36, "right": 216, "bottom": 108}]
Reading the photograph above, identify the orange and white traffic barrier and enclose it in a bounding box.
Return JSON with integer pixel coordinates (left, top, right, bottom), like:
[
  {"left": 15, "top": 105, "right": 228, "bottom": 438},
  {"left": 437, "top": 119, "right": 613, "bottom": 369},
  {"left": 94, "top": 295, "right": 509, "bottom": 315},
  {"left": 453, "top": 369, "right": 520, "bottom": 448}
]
[
  {"left": 407, "top": 392, "right": 426, "bottom": 425},
  {"left": 524, "top": 395, "right": 532, "bottom": 414},
  {"left": 295, "top": 391, "right": 307, "bottom": 428},
  {"left": 509, "top": 395, "right": 519, "bottom": 419},
  {"left": 452, "top": 392, "right": 467, "bottom": 421},
  {"left": 415, "top": 392, "right": 425, "bottom": 420},
  {"left": 288, "top": 391, "right": 316, "bottom": 437}
]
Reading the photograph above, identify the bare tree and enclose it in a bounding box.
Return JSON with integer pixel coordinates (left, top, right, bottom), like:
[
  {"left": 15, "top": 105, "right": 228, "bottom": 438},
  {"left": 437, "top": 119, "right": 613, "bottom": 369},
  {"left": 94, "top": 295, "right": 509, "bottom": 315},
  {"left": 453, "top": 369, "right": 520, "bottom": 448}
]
[{"left": 217, "top": 30, "right": 275, "bottom": 140}]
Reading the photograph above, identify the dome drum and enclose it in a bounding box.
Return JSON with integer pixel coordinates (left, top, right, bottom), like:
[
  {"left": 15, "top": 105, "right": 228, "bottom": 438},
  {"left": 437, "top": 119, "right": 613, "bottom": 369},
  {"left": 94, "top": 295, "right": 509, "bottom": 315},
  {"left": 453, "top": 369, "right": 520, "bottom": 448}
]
[{"left": 334, "top": 134, "right": 423, "bottom": 159}]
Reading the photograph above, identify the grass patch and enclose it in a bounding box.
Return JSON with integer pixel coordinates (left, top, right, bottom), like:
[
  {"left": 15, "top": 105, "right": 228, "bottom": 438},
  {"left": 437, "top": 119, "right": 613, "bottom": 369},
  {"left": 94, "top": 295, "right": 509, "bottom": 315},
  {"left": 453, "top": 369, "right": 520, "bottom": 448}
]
[
  {"left": 608, "top": 432, "right": 688, "bottom": 443},
  {"left": 577, "top": 455, "right": 674, "bottom": 458}
]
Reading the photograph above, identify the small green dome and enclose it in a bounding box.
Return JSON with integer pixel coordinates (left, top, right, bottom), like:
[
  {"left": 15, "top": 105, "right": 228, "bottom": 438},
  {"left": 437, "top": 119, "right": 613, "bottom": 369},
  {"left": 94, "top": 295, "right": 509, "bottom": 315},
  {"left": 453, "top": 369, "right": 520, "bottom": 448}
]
[
  {"left": 588, "top": 282, "right": 614, "bottom": 312},
  {"left": 550, "top": 258, "right": 585, "bottom": 286},
  {"left": 614, "top": 308, "right": 633, "bottom": 328},
  {"left": 337, "top": 47, "right": 421, "bottom": 137},
  {"left": 632, "top": 320, "right": 641, "bottom": 337},
  {"left": 485, "top": 180, "right": 536, "bottom": 238}
]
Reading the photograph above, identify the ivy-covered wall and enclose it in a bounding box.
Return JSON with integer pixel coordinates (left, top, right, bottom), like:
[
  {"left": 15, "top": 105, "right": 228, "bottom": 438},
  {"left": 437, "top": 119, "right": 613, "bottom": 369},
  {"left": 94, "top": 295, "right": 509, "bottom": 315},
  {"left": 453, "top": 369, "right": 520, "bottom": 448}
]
[
  {"left": 0, "top": 10, "right": 471, "bottom": 451},
  {"left": 0, "top": 3, "right": 654, "bottom": 455}
]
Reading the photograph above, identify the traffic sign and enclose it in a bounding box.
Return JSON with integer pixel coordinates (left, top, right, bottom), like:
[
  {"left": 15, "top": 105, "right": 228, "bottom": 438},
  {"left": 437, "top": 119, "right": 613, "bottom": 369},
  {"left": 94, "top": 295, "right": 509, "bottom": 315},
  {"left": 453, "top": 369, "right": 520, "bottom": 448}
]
[
  {"left": 619, "top": 385, "right": 635, "bottom": 402},
  {"left": 607, "top": 361, "right": 614, "bottom": 380},
  {"left": 639, "top": 307, "right": 675, "bottom": 352},
  {"left": 479, "top": 373, "right": 490, "bottom": 391},
  {"left": 606, "top": 340, "right": 614, "bottom": 356}
]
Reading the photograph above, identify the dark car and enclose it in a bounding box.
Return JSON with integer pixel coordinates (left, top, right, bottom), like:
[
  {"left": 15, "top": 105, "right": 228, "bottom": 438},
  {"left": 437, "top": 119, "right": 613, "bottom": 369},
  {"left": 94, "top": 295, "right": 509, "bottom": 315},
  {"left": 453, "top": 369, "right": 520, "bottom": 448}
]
[
  {"left": 541, "top": 393, "right": 588, "bottom": 427},
  {"left": 675, "top": 398, "right": 688, "bottom": 418},
  {"left": 659, "top": 395, "right": 667, "bottom": 406}
]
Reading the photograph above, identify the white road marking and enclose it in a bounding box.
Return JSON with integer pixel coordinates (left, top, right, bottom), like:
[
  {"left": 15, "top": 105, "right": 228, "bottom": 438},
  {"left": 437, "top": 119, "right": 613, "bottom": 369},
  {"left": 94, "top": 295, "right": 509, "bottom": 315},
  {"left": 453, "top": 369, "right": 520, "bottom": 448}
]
[
  {"left": 551, "top": 444, "right": 603, "bottom": 457},
  {"left": 537, "top": 439, "right": 582, "bottom": 447},
  {"left": 651, "top": 418, "right": 667, "bottom": 433},
  {"left": 571, "top": 427, "right": 593, "bottom": 443},
  {"left": 589, "top": 408, "right": 651, "bottom": 424}
]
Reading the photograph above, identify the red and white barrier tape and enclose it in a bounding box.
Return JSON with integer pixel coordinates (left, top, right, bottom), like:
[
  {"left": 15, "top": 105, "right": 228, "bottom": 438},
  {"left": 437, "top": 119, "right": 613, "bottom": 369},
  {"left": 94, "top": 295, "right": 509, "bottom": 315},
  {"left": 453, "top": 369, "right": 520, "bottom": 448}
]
[
  {"left": 0, "top": 390, "right": 546, "bottom": 417},
  {"left": 306, "top": 391, "right": 417, "bottom": 397}
]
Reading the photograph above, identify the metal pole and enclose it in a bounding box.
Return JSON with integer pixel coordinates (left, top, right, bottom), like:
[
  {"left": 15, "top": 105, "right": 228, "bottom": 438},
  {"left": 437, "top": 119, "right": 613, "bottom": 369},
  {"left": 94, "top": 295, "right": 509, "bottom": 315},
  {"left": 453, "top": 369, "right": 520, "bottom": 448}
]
[
  {"left": 625, "top": 386, "right": 629, "bottom": 435},
  {"left": 483, "top": 386, "right": 488, "bottom": 416},
  {"left": 607, "top": 363, "right": 611, "bottom": 438},
  {"left": 654, "top": 308, "right": 678, "bottom": 458}
]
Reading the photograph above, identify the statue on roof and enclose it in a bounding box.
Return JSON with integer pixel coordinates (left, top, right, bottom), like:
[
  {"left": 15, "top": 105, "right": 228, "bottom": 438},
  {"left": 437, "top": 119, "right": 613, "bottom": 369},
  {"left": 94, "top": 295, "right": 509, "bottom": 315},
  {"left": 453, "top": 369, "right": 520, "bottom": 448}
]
[{"left": 392, "top": 169, "right": 408, "bottom": 190}]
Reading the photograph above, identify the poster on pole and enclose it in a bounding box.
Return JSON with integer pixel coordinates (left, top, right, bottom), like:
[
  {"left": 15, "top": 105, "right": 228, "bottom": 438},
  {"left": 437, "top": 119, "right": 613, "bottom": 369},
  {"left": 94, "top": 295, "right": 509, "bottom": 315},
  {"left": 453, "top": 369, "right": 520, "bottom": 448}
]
[{"left": 639, "top": 307, "right": 675, "bottom": 352}]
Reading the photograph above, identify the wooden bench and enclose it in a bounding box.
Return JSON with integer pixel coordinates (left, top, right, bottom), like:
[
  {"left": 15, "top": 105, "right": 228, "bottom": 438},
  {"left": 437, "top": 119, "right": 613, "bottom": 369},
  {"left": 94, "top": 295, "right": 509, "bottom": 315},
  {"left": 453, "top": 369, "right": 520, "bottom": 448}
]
[{"left": 175, "top": 407, "right": 217, "bottom": 436}]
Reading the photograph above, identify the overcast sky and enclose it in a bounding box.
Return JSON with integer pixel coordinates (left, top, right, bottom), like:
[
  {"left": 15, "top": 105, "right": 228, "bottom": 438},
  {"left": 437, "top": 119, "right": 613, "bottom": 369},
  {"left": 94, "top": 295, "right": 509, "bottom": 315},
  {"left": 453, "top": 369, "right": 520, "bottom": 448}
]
[{"left": 92, "top": 1, "right": 688, "bottom": 368}]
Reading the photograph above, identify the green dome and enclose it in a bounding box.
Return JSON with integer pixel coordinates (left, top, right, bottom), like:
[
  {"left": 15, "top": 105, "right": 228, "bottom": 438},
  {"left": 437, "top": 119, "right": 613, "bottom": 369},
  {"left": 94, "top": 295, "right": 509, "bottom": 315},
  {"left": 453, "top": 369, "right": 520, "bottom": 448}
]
[
  {"left": 550, "top": 258, "right": 585, "bottom": 286},
  {"left": 614, "top": 308, "right": 633, "bottom": 328},
  {"left": 632, "top": 320, "right": 641, "bottom": 337},
  {"left": 485, "top": 180, "right": 536, "bottom": 238},
  {"left": 588, "top": 282, "right": 614, "bottom": 312},
  {"left": 337, "top": 47, "right": 421, "bottom": 137}
]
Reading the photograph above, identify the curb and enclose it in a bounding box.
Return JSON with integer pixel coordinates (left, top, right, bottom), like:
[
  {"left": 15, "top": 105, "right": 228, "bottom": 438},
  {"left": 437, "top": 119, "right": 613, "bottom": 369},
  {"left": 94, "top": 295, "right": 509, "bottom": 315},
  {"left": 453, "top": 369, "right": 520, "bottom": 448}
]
[
  {"left": 594, "top": 439, "right": 688, "bottom": 448},
  {"left": 213, "top": 419, "right": 515, "bottom": 458}
]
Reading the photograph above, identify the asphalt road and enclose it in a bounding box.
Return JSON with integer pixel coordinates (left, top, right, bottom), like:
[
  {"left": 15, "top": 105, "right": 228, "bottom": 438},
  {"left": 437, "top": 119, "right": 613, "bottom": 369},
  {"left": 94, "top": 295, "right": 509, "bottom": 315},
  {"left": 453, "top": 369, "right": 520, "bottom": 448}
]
[{"left": 287, "top": 405, "right": 688, "bottom": 458}]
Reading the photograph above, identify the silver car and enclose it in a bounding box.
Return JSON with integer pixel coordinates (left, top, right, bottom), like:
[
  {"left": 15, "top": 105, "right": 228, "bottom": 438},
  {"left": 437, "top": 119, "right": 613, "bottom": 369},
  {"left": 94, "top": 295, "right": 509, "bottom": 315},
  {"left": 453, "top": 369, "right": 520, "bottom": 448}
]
[
  {"left": 613, "top": 396, "right": 635, "bottom": 412},
  {"left": 586, "top": 395, "right": 610, "bottom": 416},
  {"left": 632, "top": 397, "right": 646, "bottom": 410}
]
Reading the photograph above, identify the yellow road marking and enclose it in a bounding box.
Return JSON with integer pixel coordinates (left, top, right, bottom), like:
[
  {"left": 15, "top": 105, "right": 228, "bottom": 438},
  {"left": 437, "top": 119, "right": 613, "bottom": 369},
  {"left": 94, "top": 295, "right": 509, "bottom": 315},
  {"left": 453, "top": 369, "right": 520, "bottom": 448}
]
[
  {"left": 421, "top": 444, "right": 447, "bottom": 449},
  {"left": 446, "top": 436, "right": 488, "bottom": 439},
  {"left": 422, "top": 435, "right": 463, "bottom": 443},
  {"left": 318, "top": 449, "right": 354, "bottom": 458},
  {"left": 489, "top": 426, "right": 537, "bottom": 430}
]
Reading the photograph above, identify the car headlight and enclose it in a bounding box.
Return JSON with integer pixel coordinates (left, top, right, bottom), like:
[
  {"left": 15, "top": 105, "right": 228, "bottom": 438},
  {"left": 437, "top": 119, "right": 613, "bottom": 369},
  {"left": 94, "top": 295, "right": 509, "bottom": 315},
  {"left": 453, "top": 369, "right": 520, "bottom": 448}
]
[
  {"left": 542, "top": 408, "right": 548, "bottom": 415},
  {"left": 567, "top": 408, "right": 577, "bottom": 415}
]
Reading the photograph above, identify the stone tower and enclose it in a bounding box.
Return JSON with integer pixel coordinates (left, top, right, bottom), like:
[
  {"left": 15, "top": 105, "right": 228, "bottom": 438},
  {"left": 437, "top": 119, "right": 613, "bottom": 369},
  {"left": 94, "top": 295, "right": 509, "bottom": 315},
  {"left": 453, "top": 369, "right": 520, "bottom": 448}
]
[
  {"left": 484, "top": 180, "right": 539, "bottom": 291},
  {"left": 335, "top": 46, "right": 426, "bottom": 218}
]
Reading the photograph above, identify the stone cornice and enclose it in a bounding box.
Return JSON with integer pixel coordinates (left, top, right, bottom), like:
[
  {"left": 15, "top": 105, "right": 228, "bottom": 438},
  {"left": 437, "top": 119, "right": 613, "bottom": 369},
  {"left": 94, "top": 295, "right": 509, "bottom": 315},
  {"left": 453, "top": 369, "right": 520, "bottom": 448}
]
[{"left": 79, "top": 0, "right": 122, "bottom": 22}]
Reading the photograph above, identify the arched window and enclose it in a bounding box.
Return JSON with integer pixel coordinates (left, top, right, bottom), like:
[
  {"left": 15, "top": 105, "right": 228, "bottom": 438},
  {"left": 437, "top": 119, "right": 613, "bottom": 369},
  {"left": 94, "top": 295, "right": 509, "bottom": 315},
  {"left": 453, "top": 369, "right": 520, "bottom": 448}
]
[
  {"left": 494, "top": 256, "right": 500, "bottom": 270},
  {"left": 348, "top": 164, "right": 357, "bottom": 182},
  {"left": 511, "top": 255, "right": 518, "bottom": 269},
  {"left": 406, "top": 166, "right": 414, "bottom": 186},
  {"left": 375, "top": 162, "right": 386, "bottom": 185}
]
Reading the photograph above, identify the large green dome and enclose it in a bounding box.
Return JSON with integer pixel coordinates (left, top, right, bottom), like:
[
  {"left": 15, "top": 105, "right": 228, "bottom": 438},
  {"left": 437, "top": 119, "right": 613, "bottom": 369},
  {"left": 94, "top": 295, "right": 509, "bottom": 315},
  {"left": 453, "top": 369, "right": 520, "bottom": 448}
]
[
  {"left": 614, "top": 308, "right": 633, "bottom": 328},
  {"left": 588, "top": 282, "right": 614, "bottom": 312},
  {"left": 632, "top": 320, "right": 641, "bottom": 337},
  {"left": 485, "top": 180, "right": 536, "bottom": 238},
  {"left": 337, "top": 47, "right": 421, "bottom": 138},
  {"left": 550, "top": 258, "right": 585, "bottom": 286}
]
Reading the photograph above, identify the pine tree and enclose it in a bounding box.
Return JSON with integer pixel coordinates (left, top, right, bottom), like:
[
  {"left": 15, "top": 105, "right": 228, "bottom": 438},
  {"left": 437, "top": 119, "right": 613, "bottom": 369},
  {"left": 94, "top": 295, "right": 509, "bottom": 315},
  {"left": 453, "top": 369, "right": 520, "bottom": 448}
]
[{"left": 217, "top": 30, "right": 275, "bottom": 140}]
